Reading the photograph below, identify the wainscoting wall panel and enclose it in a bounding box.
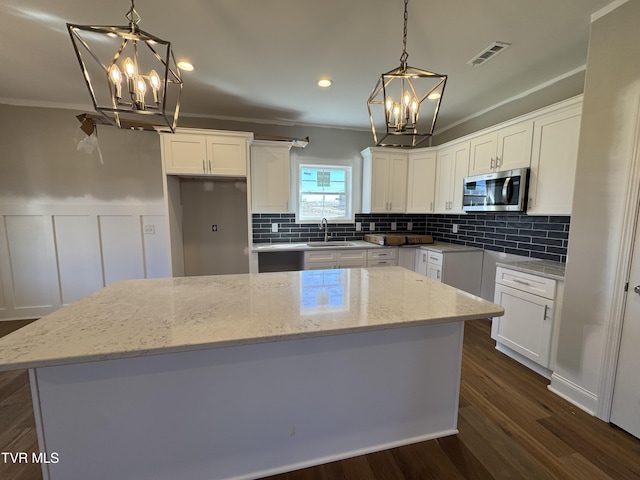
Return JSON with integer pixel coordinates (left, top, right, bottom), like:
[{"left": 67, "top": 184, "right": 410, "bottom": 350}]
[
  {"left": 53, "top": 215, "right": 103, "bottom": 305},
  {"left": 0, "top": 204, "right": 169, "bottom": 321}
]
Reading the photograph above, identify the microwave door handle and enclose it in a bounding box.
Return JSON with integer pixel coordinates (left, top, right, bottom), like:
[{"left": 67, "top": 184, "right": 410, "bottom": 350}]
[{"left": 502, "top": 177, "right": 513, "bottom": 204}]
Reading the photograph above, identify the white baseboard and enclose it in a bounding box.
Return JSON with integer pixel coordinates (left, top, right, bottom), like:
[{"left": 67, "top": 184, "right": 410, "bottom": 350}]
[{"left": 548, "top": 373, "right": 598, "bottom": 415}]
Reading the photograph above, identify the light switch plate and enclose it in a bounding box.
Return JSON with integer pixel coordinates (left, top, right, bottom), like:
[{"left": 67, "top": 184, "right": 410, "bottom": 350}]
[
  {"left": 369, "top": 222, "right": 375, "bottom": 231},
  {"left": 391, "top": 222, "right": 397, "bottom": 231},
  {"left": 355, "top": 222, "right": 361, "bottom": 231},
  {"left": 272, "top": 223, "right": 278, "bottom": 233},
  {"left": 407, "top": 222, "right": 413, "bottom": 231}
]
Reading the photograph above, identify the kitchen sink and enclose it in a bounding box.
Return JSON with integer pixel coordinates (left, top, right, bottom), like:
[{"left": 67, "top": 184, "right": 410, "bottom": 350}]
[{"left": 306, "top": 241, "right": 356, "bottom": 248}]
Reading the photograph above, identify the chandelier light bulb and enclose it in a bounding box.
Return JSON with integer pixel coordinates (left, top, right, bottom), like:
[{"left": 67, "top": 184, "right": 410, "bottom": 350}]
[
  {"left": 428, "top": 91, "right": 441, "bottom": 100},
  {"left": 386, "top": 97, "right": 393, "bottom": 114},
  {"left": 109, "top": 64, "right": 123, "bottom": 99},
  {"left": 149, "top": 70, "right": 161, "bottom": 103},
  {"left": 123, "top": 57, "right": 136, "bottom": 78},
  {"left": 135, "top": 77, "right": 146, "bottom": 108}
]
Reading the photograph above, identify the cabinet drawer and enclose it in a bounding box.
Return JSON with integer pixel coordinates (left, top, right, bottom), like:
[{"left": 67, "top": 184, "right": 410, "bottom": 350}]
[
  {"left": 368, "top": 259, "right": 396, "bottom": 267},
  {"left": 367, "top": 248, "right": 397, "bottom": 261},
  {"left": 424, "top": 250, "right": 443, "bottom": 267},
  {"left": 495, "top": 266, "right": 556, "bottom": 299},
  {"left": 304, "top": 251, "right": 337, "bottom": 263},
  {"left": 336, "top": 250, "right": 366, "bottom": 261}
]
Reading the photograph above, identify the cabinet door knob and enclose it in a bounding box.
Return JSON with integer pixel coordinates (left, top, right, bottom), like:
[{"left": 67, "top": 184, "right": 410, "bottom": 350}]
[{"left": 634, "top": 285, "right": 640, "bottom": 295}]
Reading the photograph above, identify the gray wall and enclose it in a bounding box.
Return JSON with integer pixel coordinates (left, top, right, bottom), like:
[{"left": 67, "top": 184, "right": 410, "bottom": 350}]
[
  {"left": 556, "top": 0, "right": 640, "bottom": 410},
  {"left": 433, "top": 71, "right": 586, "bottom": 145},
  {"left": 0, "top": 104, "right": 374, "bottom": 205},
  {"left": 0, "top": 104, "right": 163, "bottom": 203}
]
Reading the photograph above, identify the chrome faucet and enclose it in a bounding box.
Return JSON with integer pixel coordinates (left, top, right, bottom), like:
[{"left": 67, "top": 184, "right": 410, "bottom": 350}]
[{"left": 319, "top": 218, "right": 329, "bottom": 242}]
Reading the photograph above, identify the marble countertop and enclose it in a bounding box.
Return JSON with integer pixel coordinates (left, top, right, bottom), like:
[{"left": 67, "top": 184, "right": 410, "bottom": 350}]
[
  {"left": 418, "top": 242, "right": 484, "bottom": 254},
  {"left": 0, "top": 267, "right": 503, "bottom": 371},
  {"left": 496, "top": 259, "right": 566, "bottom": 280},
  {"left": 252, "top": 240, "right": 386, "bottom": 252}
]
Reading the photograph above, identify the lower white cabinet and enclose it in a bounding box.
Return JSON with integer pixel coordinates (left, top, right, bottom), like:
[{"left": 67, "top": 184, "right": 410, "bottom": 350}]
[
  {"left": 414, "top": 248, "right": 483, "bottom": 296},
  {"left": 491, "top": 266, "right": 562, "bottom": 374},
  {"left": 304, "top": 249, "right": 367, "bottom": 270},
  {"left": 303, "top": 248, "right": 398, "bottom": 270},
  {"left": 367, "top": 248, "right": 398, "bottom": 267}
]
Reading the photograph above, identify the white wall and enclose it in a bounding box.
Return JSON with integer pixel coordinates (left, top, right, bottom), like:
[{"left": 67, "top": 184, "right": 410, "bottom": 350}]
[{"left": 552, "top": 0, "right": 640, "bottom": 415}]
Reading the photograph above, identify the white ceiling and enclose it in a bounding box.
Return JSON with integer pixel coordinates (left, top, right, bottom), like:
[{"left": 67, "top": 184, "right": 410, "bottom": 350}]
[{"left": 0, "top": 0, "right": 614, "bottom": 133}]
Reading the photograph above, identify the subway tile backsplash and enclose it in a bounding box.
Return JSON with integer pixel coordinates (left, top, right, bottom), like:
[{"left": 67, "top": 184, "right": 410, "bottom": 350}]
[
  {"left": 252, "top": 213, "right": 428, "bottom": 243},
  {"left": 252, "top": 213, "right": 570, "bottom": 263},
  {"left": 427, "top": 213, "right": 570, "bottom": 263}
]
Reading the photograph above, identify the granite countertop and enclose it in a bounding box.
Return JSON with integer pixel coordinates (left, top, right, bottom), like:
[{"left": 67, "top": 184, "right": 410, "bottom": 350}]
[
  {"left": 0, "top": 267, "right": 503, "bottom": 371},
  {"left": 496, "top": 259, "right": 566, "bottom": 280}
]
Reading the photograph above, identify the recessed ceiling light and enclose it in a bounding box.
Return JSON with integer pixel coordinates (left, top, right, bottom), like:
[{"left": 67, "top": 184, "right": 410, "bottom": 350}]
[
  {"left": 317, "top": 78, "right": 332, "bottom": 88},
  {"left": 177, "top": 61, "right": 194, "bottom": 71}
]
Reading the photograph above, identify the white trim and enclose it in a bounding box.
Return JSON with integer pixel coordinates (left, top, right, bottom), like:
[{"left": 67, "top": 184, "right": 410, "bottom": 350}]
[
  {"left": 596, "top": 95, "right": 640, "bottom": 421},
  {"left": 435, "top": 67, "right": 586, "bottom": 135},
  {"left": 591, "top": 0, "right": 629, "bottom": 23},
  {"left": 0, "top": 97, "right": 91, "bottom": 112},
  {"left": 549, "top": 373, "right": 598, "bottom": 415}
]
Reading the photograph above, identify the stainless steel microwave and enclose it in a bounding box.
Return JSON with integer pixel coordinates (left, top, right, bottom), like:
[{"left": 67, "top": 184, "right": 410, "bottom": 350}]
[{"left": 462, "top": 168, "right": 529, "bottom": 212}]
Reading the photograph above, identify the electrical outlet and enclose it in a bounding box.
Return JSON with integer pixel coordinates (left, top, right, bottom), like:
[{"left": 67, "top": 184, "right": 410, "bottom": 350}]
[
  {"left": 369, "top": 222, "right": 375, "bottom": 231},
  {"left": 391, "top": 222, "right": 397, "bottom": 231},
  {"left": 272, "top": 223, "right": 278, "bottom": 233},
  {"left": 143, "top": 224, "right": 155, "bottom": 235},
  {"left": 211, "top": 224, "right": 218, "bottom": 232},
  {"left": 407, "top": 222, "right": 413, "bottom": 231},
  {"left": 355, "top": 222, "right": 362, "bottom": 232},
  {"left": 452, "top": 224, "right": 459, "bottom": 234}
]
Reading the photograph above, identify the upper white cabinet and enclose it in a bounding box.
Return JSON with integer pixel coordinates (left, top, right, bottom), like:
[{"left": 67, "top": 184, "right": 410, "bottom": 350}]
[
  {"left": 406, "top": 150, "right": 437, "bottom": 213},
  {"left": 161, "top": 129, "right": 253, "bottom": 176},
  {"left": 434, "top": 141, "right": 469, "bottom": 214},
  {"left": 527, "top": 102, "right": 582, "bottom": 215},
  {"left": 362, "top": 149, "right": 408, "bottom": 213},
  {"left": 250, "top": 141, "right": 292, "bottom": 213},
  {"left": 468, "top": 121, "right": 533, "bottom": 175}
]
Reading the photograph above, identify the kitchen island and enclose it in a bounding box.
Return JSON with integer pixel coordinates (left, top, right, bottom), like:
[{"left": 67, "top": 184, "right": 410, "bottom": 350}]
[{"left": 0, "top": 267, "right": 503, "bottom": 480}]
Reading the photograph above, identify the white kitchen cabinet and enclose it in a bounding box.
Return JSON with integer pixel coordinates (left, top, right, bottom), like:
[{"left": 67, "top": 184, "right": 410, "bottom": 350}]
[
  {"left": 361, "top": 149, "right": 408, "bottom": 213},
  {"left": 161, "top": 129, "right": 252, "bottom": 176},
  {"left": 406, "top": 150, "right": 437, "bottom": 213},
  {"left": 468, "top": 121, "right": 533, "bottom": 175},
  {"left": 434, "top": 141, "right": 469, "bottom": 214},
  {"left": 492, "top": 266, "right": 562, "bottom": 374},
  {"left": 527, "top": 102, "right": 582, "bottom": 215},
  {"left": 304, "top": 249, "right": 367, "bottom": 270},
  {"left": 415, "top": 247, "right": 483, "bottom": 296},
  {"left": 367, "top": 247, "right": 398, "bottom": 267},
  {"left": 250, "top": 141, "right": 292, "bottom": 213}
]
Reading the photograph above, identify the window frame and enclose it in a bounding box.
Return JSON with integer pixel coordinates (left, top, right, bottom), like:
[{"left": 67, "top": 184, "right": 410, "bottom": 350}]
[{"left": 295, "top": 162, "right": 354, "bottom": 224}]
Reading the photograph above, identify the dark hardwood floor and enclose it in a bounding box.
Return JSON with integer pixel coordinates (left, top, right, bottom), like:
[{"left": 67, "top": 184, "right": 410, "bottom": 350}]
[{"left": 1, "top": 319, "right": 639, "bottom": 479}]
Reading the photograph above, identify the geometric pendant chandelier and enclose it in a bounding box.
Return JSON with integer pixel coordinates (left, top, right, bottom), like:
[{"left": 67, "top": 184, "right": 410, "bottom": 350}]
[
  {"left": 367, "top": 0, "right": 447, "bottom": 148},
  {"left": 67, "top": 0, "right": 183, "bottom": 132}
]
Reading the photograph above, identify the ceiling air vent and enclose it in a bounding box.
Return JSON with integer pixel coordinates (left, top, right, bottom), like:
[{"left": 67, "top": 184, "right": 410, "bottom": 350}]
[{"left": 467, "top": 42, "right": 511, "bottom": 66}]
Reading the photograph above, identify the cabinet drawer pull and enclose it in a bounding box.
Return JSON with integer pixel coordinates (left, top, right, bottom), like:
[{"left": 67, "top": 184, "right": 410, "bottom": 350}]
[
  {"left": 543, "top": 305, "right": 550, "bottom": 320},
  {"left": 513, "top": 279, "right": 531, "bottom": 286},
  {"left": 202, "top": 159, "right": 206, "bottom": 173},
  {"left": 429, "top": 256, "right": 439, "bottom": 261}
]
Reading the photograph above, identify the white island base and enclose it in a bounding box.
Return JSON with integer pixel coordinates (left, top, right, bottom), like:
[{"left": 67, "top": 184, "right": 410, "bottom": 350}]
[{"left": 31, "top": 321, "right": 464, "bottom": 480}]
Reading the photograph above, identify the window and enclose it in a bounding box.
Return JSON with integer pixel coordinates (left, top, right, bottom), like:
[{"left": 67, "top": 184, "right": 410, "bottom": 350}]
[{"left": 298, "top": 164, "right": 353, "bottom": 222}]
